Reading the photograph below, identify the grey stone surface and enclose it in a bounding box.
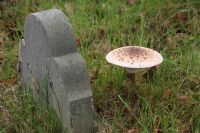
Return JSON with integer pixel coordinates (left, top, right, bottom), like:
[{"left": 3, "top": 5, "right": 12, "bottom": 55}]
[{"left": 19, "top": 9, "right": 95, "bottom": 132}]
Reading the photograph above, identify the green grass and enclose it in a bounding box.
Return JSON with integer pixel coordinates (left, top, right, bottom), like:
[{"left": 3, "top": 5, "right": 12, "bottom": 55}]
[{"left": 0, "top": 0, "right": 200, "bottom": 132}]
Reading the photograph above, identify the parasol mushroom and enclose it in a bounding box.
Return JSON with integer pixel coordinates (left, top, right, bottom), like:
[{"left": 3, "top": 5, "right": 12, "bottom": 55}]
[{"left": 106, "top": 46, "right": 163, "bottom": 86}]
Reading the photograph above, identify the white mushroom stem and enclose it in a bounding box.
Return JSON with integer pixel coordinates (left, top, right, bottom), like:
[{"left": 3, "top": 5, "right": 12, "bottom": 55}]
[{"left": 127, "top": 68, "right": 136, "bottom": 85}]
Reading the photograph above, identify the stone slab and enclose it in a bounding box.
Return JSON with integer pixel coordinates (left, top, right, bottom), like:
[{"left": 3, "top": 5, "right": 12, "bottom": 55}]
[
  {"left": 48, "top": 53, "right": 95, "bottom": 132},
  {"left": 19, "top": 9, "right": 95, "bottom": 132}
]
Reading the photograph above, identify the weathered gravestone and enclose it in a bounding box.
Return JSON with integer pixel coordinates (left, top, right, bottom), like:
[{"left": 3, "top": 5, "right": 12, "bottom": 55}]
[{"left": 18, "top": 9, "right": 95, "bottom": 133}]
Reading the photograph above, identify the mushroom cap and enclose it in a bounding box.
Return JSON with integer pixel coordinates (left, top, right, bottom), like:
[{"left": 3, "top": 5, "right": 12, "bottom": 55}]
[{"left": 106, "top": 46, "right": 163, "bottom": 69}]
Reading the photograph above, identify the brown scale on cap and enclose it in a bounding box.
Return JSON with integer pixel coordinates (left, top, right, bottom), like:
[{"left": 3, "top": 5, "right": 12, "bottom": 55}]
[{"left": 118, "top": 47, "right": 151, "bottom": 62}]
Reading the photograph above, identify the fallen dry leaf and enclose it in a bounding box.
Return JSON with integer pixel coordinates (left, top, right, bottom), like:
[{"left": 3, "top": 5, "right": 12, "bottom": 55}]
[
  {"left": 127, "top": 0, "right": 137, "bottom": 5},
  {"left": 152, "top": 129, "right": 162, "bottom": 133},
  {"left": 178, "top": 95, "right": 187, "bottom": 104},
  {"left": 163, "top": 89, "right": 171, "bottom": 97},
  {"left": 0, "top": 76, "right": 18, "bottom": 86},
  {"left": 76, "top": 38, "right": 81, "bottom": 47},
  {"left": 177, "top": 11, "right": 188, "bottom": 23}
]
